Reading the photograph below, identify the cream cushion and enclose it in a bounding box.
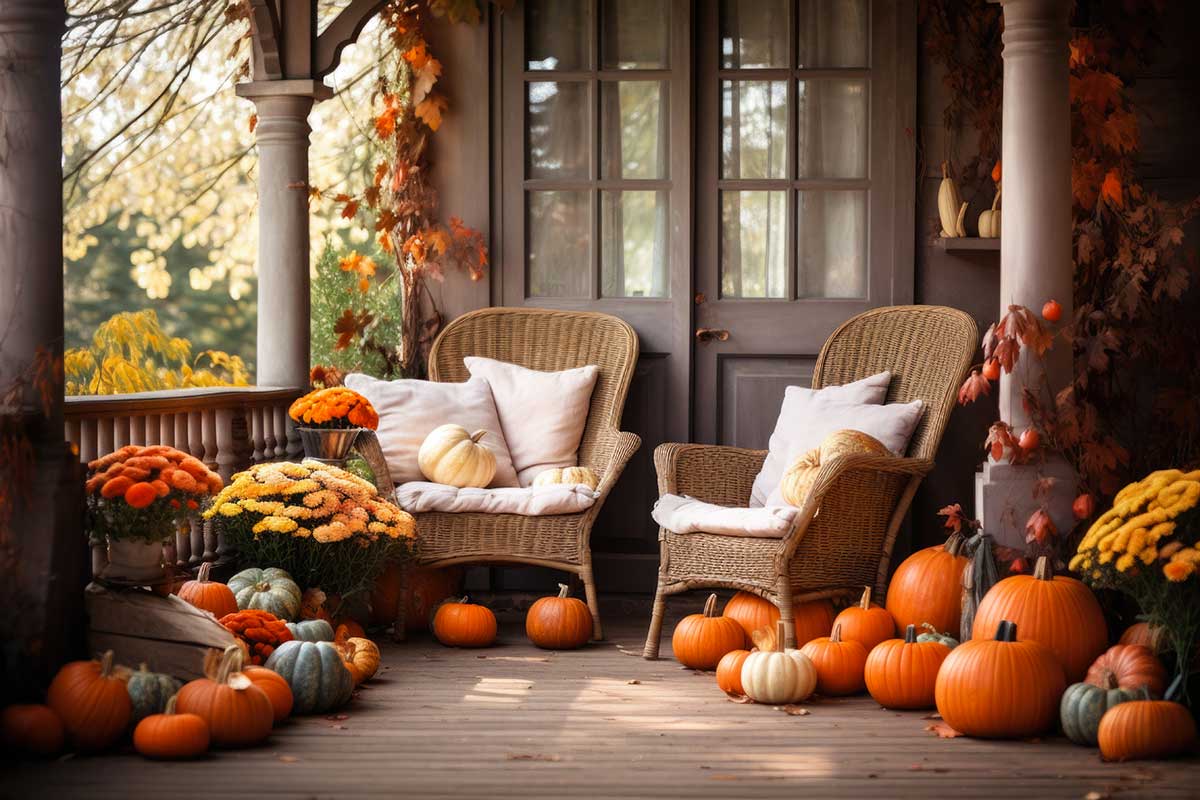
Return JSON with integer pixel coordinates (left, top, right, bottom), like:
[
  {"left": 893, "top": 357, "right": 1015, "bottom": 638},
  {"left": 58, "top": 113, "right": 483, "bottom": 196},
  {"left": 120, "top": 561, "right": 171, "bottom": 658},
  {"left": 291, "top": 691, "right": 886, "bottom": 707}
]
[
  {"left": 344, "top": 373, "right": 519, "bottom": 487},
  {"left": 464, "top": 356, "right": 600, "bottom": 486},
  {"left": 394, "top": 481, "right": 598, "bottom": 515},
  {"left": 749, "top": 372, "right": 893, "bottom": 507},
  {"left": 652, "top": 494, "right": 800, "bottom": 539}
]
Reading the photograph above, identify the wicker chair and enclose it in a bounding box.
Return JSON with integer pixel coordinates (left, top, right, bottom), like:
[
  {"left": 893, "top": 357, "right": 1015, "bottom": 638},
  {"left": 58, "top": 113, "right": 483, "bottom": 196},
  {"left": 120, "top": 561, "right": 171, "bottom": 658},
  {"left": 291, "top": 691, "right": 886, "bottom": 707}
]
[
  {"left": 642, "top": 305, "right": 977, "bottom": 657},
  {"left": 390, "top": 307, "right": 641, "bottom": 641}
]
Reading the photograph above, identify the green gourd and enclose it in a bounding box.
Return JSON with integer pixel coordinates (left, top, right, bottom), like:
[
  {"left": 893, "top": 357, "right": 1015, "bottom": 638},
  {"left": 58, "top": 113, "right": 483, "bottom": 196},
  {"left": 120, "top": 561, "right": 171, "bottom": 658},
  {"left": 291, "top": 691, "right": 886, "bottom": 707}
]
[
  {"left": 1060, "top": 678, "right": 1141, "bottom": 746},
  {"left": 916, "top": 623, "right": 959, "bottom": 649},
  {"left": 228, "top": 567, "right": 302, "bottom": 621},
  {"left": 264, "top": 640, "right": 354, "bottom": 715},
  {"left": 286, "top": 619, "right": 336, "bottom": 642},
  {"left": 126, "top": 663, "right": 182, "bottom": 725}
]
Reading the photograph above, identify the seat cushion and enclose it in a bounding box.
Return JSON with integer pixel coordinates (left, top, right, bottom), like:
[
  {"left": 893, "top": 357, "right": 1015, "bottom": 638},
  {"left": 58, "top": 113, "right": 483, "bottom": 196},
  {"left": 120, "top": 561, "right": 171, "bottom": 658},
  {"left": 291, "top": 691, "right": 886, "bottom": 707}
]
[
  {"left": 344, "top": 373, "right": 519, "bottom": 487},
  {"left": 394, "top": 481, "right": 599, "bottom": 515},
  {"left": 749, "top": 371, "right": 898, "bottom": 507},
  {"left": 464, "top": 356, "right": 599, "bottom": 486},
  {"left": 651, "top": 494, "right": 800, "bottom": 539}
]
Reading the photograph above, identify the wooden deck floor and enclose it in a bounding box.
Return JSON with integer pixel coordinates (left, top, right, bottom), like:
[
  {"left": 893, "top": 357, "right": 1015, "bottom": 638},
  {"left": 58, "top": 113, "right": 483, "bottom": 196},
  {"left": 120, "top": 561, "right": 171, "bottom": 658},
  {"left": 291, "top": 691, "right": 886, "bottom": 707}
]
[{"left": 4, "top": 612, "right": 1199, "bottom": 799}]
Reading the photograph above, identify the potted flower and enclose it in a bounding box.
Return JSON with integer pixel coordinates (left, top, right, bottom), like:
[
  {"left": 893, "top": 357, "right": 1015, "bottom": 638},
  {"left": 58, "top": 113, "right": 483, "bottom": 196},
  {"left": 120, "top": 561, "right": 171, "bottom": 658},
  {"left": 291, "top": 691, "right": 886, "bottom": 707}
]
[
  {"left": 85, "top": 445, "right": 224, "bottom": 585},
  {"left": 204, "top": 461, "right": 415, "bottom": 604},
  {"left": 288, "top": 386, "right": 379, "bottom": 465}
]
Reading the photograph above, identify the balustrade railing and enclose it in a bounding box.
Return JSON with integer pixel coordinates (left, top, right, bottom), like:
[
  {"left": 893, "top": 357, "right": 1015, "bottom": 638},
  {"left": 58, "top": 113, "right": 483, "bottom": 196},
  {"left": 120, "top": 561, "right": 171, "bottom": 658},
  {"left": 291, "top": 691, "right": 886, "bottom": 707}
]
[{"left": 65, "top": 386, "right": 304, "bottom": 578}]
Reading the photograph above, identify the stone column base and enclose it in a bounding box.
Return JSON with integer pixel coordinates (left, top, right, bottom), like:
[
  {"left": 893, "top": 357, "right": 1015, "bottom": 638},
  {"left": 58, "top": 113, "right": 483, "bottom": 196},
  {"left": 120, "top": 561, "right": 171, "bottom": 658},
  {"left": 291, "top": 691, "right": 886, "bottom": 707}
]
[{"left": 974, "top": 457, "right": 1077, "bottom": 550}]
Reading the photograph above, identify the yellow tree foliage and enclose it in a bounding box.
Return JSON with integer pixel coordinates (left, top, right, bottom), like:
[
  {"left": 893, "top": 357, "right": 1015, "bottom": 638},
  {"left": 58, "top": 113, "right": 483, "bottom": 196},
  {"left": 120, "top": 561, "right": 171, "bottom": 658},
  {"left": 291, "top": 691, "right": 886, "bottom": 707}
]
[{"left": 65, "top": 310, "right": 250, "bottom": 396}]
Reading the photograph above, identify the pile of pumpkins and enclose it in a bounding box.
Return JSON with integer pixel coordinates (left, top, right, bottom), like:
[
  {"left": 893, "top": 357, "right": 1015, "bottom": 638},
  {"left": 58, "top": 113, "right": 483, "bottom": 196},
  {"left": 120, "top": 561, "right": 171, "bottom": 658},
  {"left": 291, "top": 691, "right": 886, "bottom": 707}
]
[
  {"left": 671, "top": 538, "right": 1197, "bottom": 763},
  {"left": 430, "top": 584, "right": 594, "bottom": 651},
  {"left": 1, "top": 563, "right": 383, "bottom": 760}
]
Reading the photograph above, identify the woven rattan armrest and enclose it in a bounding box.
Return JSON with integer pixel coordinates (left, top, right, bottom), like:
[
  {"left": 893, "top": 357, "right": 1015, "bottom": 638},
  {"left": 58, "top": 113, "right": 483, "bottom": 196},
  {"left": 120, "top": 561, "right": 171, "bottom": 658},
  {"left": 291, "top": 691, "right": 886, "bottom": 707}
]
[
  {"left": 590, "top": 428, "right": 642, "bottom": 499},
  {"left": 653, "top": 443, "right": 768, "bottom": 507}
]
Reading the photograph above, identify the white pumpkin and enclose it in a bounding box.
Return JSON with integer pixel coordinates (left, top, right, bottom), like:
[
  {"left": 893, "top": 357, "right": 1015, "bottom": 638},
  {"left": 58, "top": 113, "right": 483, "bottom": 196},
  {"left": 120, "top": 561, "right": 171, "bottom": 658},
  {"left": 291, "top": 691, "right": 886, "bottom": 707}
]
[
  {"left": 532, "top": 466, "right": 599, "bottom": 491},
  {"left": 740, "top": 623, "right": 817, "bottom": 705},
  {"left": 418, "top": 424, "right": 497, "bottom": 487}
]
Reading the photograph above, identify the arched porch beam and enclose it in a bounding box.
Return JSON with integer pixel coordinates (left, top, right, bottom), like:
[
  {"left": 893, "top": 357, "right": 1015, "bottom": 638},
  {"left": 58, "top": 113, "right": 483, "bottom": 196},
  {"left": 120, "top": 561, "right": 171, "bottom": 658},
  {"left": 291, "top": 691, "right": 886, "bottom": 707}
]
[{"left": 314, "top": 0, "right": 388, "bottom": 78}]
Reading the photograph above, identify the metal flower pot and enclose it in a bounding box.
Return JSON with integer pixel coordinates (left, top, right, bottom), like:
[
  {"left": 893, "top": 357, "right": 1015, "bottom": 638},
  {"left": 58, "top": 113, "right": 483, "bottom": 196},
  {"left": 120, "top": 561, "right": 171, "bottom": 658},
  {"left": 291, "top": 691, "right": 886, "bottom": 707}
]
[
  {"left": 298, "top": 427, "right": 363, "bottom": 464},
  {"left": 101, "top": 537, "right": 166, "bottom": 585}
]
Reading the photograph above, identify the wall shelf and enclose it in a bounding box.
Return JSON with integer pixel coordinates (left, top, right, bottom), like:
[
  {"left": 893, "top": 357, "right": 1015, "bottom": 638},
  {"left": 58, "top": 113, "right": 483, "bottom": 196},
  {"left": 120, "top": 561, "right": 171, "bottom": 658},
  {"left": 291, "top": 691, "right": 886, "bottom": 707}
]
[{"left": 937, "top": 237, "right": 1000, "bottom": 252}]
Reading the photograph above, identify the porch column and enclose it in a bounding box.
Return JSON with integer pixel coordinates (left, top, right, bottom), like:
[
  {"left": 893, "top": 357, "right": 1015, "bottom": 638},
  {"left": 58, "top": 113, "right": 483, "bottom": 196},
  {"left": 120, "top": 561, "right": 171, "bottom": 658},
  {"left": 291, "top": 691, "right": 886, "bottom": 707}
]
[
  {"left": 975, "top": 0, "right": 1075, "bottom": 548},
  {"left": 236, "top": 80, "right": 332, "bottom": 395},
  {"left": 0, "top": 0, "right": 85, "bottom": 692}
]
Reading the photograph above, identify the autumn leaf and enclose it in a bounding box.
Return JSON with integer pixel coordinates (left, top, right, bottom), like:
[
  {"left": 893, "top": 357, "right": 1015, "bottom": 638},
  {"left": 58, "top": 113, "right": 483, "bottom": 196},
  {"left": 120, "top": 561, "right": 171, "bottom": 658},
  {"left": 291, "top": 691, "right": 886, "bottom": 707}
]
[
  {"left": 333, "top": 309, "right": 373, "bottom": 351},
  {"left": 248, "top": 113, "right": 257, "bottom": 133},
  {"left": 957, "top": 369, "right": 990, "bottom": 405},
  {"left": 1024, "top": 507, "right": 1057, "bottom": 546},
  {"left": 415, "top": 94, "right": 448, "bottom": 131},
  {"left": 1071, "top": 69, "right": 1122, "bottom": 111},
  {"left": 993, "top": 336, "right": 1020, "bottom": 373},
  {"left": 924, "top": 721, "right": 963, "bottom": 739},
  {"left": 1072, "top": 158, "right": 1103, "bottom": 210},
  {"left": 1100, "top": 169, "right": 1124, "bottom": 208},
  {"left": 341, "top": 199, "right": 360, "bottom": 220},
  {"left": 403, "top": 41, "right": 443, "bottom": 106}
]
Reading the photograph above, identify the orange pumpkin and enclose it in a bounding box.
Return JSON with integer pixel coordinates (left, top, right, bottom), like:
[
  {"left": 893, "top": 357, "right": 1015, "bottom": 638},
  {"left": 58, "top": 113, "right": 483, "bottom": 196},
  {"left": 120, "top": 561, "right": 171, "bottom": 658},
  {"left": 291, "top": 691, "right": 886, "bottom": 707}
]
[
  {"left": 176, "top": 646, "right": 274, "bottom": 747},
  {"left": 833, "top": 586, "right": 895, "bottom": 652},
  {"left": 971, "top": 555, "right": 1106, "bottom": 681},
  {"left": 432, "top": 597, "right": 497, "bottom": 648},
  {"left": 335, "top": 619, "right": 366, "bottom": 642},
  {"left": 338, "top": 637, "right": 381, "bottom": 684},
  {"left": 1098, "top": 677, "right": 1197, "bottom": 762},
  {"left": 177, "top": 561, "right": 238, "bottom": 619},
  {"left": 721, "top": 591, "right": 834, "bottom": 647},
  {"left": 671, "top": 594, "right": 746, "bottom": 670},
  {"left": 370, "top": 563, "right": 464, "bottom": 629},
  {"left": 800, "top": 624, "right": 868, "bottom": 696},
  {"left": 935, "top": 620, "right": 1066, "bottom": 738},
  {"left": 242, "top": 665, "right": 294, "bottom": 722},
  {"left": 1, "top": 703, "right": 65, "bottom": 757},
  {"left": 1086, "top": 644, "right": 1168, "bottom": 697},
  {"left": 46, "top": 650, "right": 131, "bottom": 751},
  {"left": 1118, "top": 622, "right": 1166, "bottom": 653},
  {"left": 885, "top": 533, "right": 969, "bottom": 637},
  {"left": 132, "top": 695, "right": 210, "bottom": 760},
  {"left": 715, "top": 649, "right": 751, "bottom": 696},
  {"left": 864, "top": 624, "right": 951, "bottom": 710},
  {"left": 525, "top": 583, "right": 592, "bottom": 650}
]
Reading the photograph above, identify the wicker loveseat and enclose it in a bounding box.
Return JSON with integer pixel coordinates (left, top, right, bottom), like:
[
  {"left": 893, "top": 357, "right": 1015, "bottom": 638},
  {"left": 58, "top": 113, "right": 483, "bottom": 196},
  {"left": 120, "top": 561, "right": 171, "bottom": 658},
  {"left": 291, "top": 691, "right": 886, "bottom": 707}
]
[
  {"left": 642, "top": 305, "right": 977, "bottom": 656},
  {"left": 381, "top": 307, "right": 641, "bottom": 641}
]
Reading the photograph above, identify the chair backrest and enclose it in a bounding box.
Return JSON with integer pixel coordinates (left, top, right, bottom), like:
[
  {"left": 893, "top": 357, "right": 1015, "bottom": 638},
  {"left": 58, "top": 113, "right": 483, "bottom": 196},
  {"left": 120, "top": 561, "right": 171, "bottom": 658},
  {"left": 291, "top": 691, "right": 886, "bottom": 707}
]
[
  {"left": 812, "top": 305, "right": 978, "bottom": 461},
  {"left": 428, "top": 307, "right": 640, "bottom": 468}
]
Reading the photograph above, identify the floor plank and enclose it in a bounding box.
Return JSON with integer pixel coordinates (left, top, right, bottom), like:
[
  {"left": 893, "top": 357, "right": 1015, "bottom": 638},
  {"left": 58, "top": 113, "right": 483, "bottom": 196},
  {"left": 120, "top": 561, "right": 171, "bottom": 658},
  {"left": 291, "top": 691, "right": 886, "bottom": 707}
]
[{"left": 4, "top": 614, "right": 1197, "bottom": 799}]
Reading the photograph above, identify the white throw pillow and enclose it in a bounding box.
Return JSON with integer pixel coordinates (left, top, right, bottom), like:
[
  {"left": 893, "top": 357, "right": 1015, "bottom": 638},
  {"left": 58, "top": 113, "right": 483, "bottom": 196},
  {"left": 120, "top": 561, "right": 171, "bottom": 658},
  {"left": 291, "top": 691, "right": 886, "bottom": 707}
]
[
  {"left": 464, "top": 356, "right": 599, "bottom": 486},
  {"left": 344, "top": 373, "right": 519, "bottom": 487},
  {"left": 761, "top": 400, "right": 924, "bottom": 506},
  {"left": 393, "top": 482, "right": 598, "bottom": 516},
  {"left": 748, "top": 372, "right": 893, "bottom": 507}
]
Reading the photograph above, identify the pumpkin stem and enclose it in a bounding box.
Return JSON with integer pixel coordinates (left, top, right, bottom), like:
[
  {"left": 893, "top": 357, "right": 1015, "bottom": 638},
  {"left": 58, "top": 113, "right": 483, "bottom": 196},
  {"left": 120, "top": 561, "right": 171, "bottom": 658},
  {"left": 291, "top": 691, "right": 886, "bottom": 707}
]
[
  {"left": 255, "top": 580, "right": 271, "bottom": 593},
  {"left": 1100, "top": 669, "right": 1119, "bottom": 691},
  {"left": 217, "top": 644, "right": 244, "bottom": 684},
  {"left": 920, "top": 622, "right": 938, "bottom": 635},
  {"left": 857, "top": 586, "right": 872, "bottom": 610},
  {"left": 995, "top": 620, "right": 1017, "bottom": 642},
  {"left": 469, "top": 430, "right": 488, "bottom": 444},
  {"left": 904, "top": 624, "right": 917, "bottom": 644},
  {"left": 945, "top": 533, "right": 966, "bottom": 557},
  {"left": 775, "top": 620, "right": 786, "bottom": 653},
  {"left": 990, "top": 186, "right": 1002, "bottom": 211},
  {"left": 1033, "top": 556, "right": 1054, "bottom": 582},
  {"left": 702, "top": 593, "right": 718, "bottom": 618},
  {"left": 1164, "top": 673, "right": 1184, "bottom": 703},
  {"left": 941, "top": 161, "right": 950, "bottom": 179},
  {"left": 831, "top": 623, "right": 843, "bottom": 644},
  {"left": 557, "top": 583, "right": 569, "bottom": 599},
  {"left": 98, "top": 649, "right": 116, "bottom": 677},
  {"left": 196, "top": 561, "right": 213, "bottom": 582},
  {"left": 164, "top": 694, "right": 178, "bottom": 715}
]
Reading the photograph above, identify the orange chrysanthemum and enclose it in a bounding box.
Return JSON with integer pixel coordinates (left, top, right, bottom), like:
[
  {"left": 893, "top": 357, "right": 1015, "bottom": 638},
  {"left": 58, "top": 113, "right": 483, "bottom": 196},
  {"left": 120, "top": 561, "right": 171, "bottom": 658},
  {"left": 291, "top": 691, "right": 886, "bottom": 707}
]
[
  {"left": 124, "top": 482, "right": 159, "bottom": 509},
  {"left": 85, "top": 444, "right": 223, "bottom": 507},
  {"left": 288, "top": 387, "right": 379, "bottom": 430}
]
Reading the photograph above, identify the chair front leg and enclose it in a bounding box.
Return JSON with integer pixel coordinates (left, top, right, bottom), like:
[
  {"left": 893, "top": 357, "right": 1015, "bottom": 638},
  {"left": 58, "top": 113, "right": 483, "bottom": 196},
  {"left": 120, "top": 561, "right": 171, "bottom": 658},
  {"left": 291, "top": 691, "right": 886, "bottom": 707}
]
[
  {"left": 776, "top": 574, "right": 795, "bottom": 649},
  {"left": 580, "top": 560, "right": 603, "bottom": 641},
  {"left": 642, "top": 578, "right": 668, "bottom": 659}
]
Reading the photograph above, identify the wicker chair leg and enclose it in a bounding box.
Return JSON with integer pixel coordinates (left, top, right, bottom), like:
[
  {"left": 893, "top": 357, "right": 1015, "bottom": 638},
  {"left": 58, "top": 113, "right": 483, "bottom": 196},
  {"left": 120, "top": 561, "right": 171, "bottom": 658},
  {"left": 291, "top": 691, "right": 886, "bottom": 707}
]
[
  {"left": 642, "top": 580, "right": 668, "bottom": 659},
  {"left": 580, "top": 563, "right": 603, "bottom": 641},
  {"left": 776, "top": 575, "right": 796, "bottom": 649}
]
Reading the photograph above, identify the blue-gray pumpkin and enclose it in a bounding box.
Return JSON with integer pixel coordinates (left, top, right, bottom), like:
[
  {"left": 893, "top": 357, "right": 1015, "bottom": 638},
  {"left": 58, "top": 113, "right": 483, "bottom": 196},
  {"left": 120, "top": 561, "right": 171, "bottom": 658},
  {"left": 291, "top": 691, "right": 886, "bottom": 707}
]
[
  {"left": 286, "top": 619, "right": 335, "bottom": 642},
  {"left": 127, "top": 663, "right": 182, "bottom": 725},
  {"left": 228, "top": 567, "right": 302, "bottom": 621},
  {"left": 264, "top": 640, "right": 354, "bottom": 714},
  {"left": 1060, "top": 680, "right": 1141, "bottom": 746}
]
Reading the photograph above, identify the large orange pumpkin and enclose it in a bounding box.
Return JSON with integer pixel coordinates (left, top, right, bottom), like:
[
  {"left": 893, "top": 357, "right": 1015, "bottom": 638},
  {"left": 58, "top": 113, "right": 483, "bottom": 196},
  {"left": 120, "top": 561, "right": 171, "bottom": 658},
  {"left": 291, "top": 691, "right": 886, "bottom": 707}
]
[
  {"left": 715, "top": 649, "right": 751, "bottom": 696},
  {"left": 432, "top": 597, "right": 497, "bottom": 648},
  {"left": 833, "top": 586, "right": 895, "bottom": 652},
  {"left": 885, "top": 532, "right": 969, "bottom": 637},
  {"left": 971, "top": 556, "right": 1106, "bottom": 681},
  {"left": 46, "top": 650, "right": 131, "bottom": 751},
  {"left": 242, "top": 665, "right": 294, "bottom": 722},
  {"left": 177, "top": 561, "right": 238, "bottom": 619},
  {"left": 864, "top": 624, "right": 951, "bottom": 710},
  {"left": 721, "top": 591, "right": 834, "bottom": 647},
  {"left": 1, "top": 704, "right": 65, "bottom": 757},
  {"left": 1085, "top": 644, "right": 1167, "bottom": 697},
  {"left": 525, "top": 583, "right": 592, "bottom": 650},
  {"left": 176, "top": 646, "right": 274, "bottom": 747},
  {"left": 370, "top": 563, "right": 464, "bottom": 629},
  {"left": 1098, "top": 677, "right": 1197, "bottom": 762},
  {"left": 671, "top": 594, "right": 746, "bottom": 670},
  {"left": 799, "top": 624, "right": 868, "bottom": 696},
  {"left": 935, "top": 620, "right": 1066, "bottom": 738}
]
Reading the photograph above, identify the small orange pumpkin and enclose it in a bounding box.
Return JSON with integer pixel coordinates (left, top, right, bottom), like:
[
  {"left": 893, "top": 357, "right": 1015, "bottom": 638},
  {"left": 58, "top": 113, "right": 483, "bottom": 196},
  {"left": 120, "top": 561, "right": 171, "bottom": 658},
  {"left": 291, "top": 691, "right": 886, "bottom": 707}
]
[
  {"left": 1098, "top": 676, "right": 1197, "bottom": 762},
  {"left": 176, "top": 646, "right": 274, "bottom": 747},
  {"left": 432, "top": 597, "right": 498, "bottom": 648},
  {"left": 133, "top": 695, "right": 210, "bottom": 760},
  {"left": 671, "top": 594, "right": 746, "bottom": 670},
  {"left": 242, "top": 665, "right": 294, "bottom": 722},
  {"left": 833, "top": 586, "right": 896, "bottom": 652},
  {"left": 177, "top": 561, "right": 238, "bottom": 619},
  {"left": 1118, "top": 622, "right": 1166, "bottom": 653},
  {"left": 935, "top": 620, "right": 1066, "bottom": 738},
  {"left": 721, "top": 591, "right": 834, "bottom": 647},
  {"left": 885, "top": 532, "right": 969, "bottom": 637},
  {"left": 46, "top": 649, "right": 131, "bottom": 751},
  {"left": 1086, "top": 644, "right": 1168, "bottom": 697},
  {"left": 800, "top": 624, "right": 868, "bottom": 696},
  {"left": 715, "top": 649, "right": 751, "bottom": 696},
  {"left": 526, "top": 583, "right": 592, "bottom": 650},
  {"left": 1, "top": 703, "right": 65, "bottom": 757},
  {"left": 338, "top": 636, "right": 382, "bottom": 684},
  {"left": 334, "top": 619, "right": 366, "bottom": 642},
  {"left": 864, "top": 624, "right": 951, "bottom": 710}
]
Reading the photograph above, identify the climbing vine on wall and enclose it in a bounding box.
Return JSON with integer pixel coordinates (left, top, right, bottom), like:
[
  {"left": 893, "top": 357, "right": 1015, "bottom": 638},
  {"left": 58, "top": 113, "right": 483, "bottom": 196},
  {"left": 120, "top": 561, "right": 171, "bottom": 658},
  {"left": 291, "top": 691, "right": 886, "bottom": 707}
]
[{"left": 925, "top": 0, "right": 1200, "bottom": 563}]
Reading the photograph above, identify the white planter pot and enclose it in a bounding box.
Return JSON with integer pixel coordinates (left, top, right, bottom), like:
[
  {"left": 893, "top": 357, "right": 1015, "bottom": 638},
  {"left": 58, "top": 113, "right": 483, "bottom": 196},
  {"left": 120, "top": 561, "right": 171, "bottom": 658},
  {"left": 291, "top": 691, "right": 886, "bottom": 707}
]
[{"left": 101, "top": 537, "right": 166, "bottom": 585}]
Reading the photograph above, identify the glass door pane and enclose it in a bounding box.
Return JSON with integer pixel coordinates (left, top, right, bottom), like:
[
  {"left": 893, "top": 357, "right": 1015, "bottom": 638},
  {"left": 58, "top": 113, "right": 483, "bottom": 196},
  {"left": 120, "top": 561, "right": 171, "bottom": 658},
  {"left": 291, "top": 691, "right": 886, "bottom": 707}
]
[
  {"left": 526, "top": 0, "right": 591, "bottom": 71},
  {"left": 797, "top": 0, "right": 869, "bottom": 68},
  {"left": 601, "top": 191, "right": 669, "bottom": 297},
  {"left": 721, "top": 80, "right": 788, "bottom": 179},
  {"left": 527, "top": 82, "right": 590, "bottom": 179},
  {"left": 721, "top": 190, "right": 787, "bottom": 298},
  {"left": 796, "top": 78, "right": 868, "bottom": 179},
  {"left": 600, "top": 81, "right": 668, "bottom": 179},
  {"left": 528, "top": 191, "right": 592, "bottom": 298},
  {"left": 601, "top": 0, "right": 670, "bottom": 69},
  {"left": 796, "top": 190, "right": 866, "bottom": 298},
  {"left": 719, "top": 0, "right": 791, "bottom": 68}
]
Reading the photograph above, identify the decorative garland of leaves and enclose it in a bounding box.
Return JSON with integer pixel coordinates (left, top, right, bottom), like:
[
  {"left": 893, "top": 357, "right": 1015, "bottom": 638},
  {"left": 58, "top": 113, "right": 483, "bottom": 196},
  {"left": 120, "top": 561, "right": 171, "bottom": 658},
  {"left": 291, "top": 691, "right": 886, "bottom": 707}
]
[{"left": 927, "top": 0, "right": 1200, "bottom": 566}]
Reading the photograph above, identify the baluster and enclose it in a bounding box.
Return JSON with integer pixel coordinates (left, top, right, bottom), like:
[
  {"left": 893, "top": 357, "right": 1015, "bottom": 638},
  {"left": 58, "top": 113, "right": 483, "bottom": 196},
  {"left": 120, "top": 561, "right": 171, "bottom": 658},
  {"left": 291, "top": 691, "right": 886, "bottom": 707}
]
[
  {"left": 201, "top": 409, "right": 218, "bottom": 472},
  {"left": 250, "top": 406, "right": 265, "bottom": 464},
  {"left": 159, "top": 413, "right": 174, "bottom": 447},
  {"left": 214, "top": 407, "right": 237, "bottom": 483},
  {"left": 285, "top": 412, "right": 302, "bottom": 459},
  {"left": 114, "top": 416, "right": 129, "bottom": 448},
  {"left": 130, "top": 414, "right": 145, "bottom": 446},
  {"left": 273, "top": 405, "right": 290, "bottom": 460},
  {"left": 98, "top": 416, "right": 114, "bottom": 456},
  {"left": 175, "top": 413, "right": 190, "bottom": 458},
  {"left": 145, "top": 413, "right": 160, "bottom": 446},
  {"left": 175, "top": 521, "right": 191, "bottom": 569},
  {"left": 188, "top": 411, "right": 205, "bottom": 566},
  {"left": 79, "top": 419, "right": 98, "bottom": 464}
]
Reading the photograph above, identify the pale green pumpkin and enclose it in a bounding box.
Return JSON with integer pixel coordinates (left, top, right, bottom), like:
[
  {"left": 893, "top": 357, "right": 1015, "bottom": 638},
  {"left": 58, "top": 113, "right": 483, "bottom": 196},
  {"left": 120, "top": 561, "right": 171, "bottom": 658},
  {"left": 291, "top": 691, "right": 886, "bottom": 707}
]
[
  {"left": 264, "top": 640, "right": 354, "bottom": 715},
  {"left": 286, "top": 619, "right": 335, "bottom": 642},
  {"left": 127, "top": 663, "right": 182, "bottom": 725},
  {"left": 1061, "top": 680, "right": 1141, "bottom": 746},
  {"left": 228, "top": 567, "right": 302, "bottom": 621}
]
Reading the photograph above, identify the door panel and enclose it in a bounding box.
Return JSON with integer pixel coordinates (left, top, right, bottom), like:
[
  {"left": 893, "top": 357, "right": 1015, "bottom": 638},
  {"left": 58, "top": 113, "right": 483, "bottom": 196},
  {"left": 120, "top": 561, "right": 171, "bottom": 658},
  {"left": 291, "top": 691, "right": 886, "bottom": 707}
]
[{"left": 717, "top": 355, "right": 815, "bottom": 448}]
